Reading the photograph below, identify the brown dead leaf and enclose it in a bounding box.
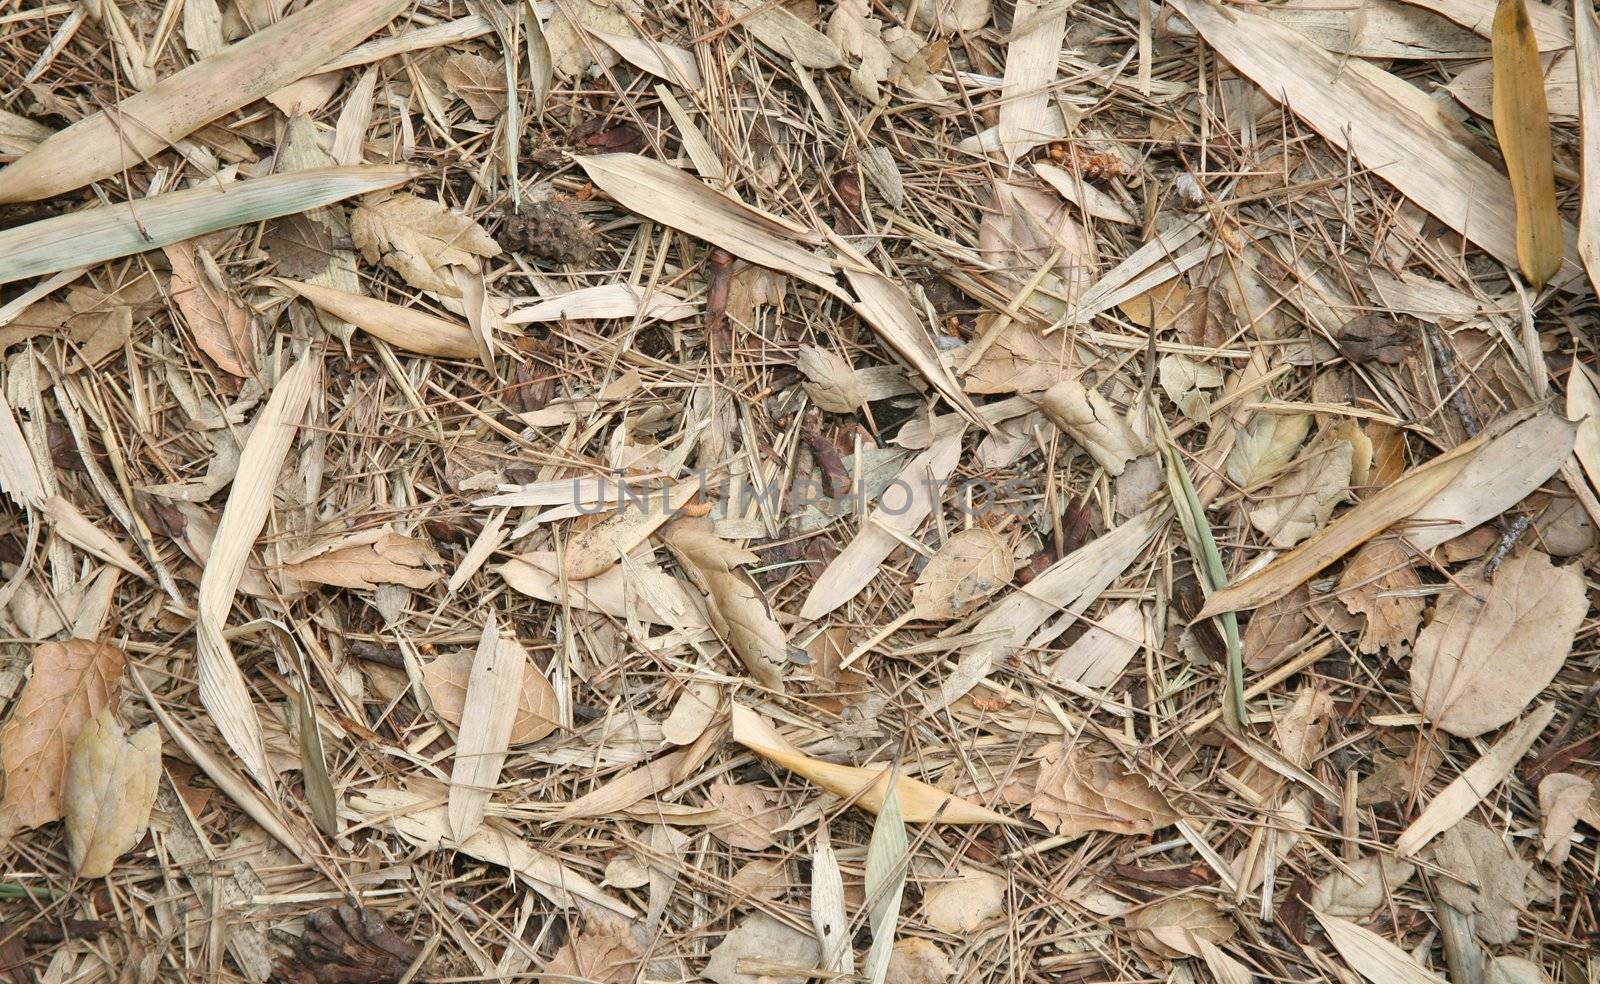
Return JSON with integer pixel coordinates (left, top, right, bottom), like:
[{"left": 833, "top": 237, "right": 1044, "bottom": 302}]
[
  {"left": 703, "top": 912, "right": 821, "bottom": 984},
  {"left": 1333, "top": 314, "right": 1412, "bottom": 365},
  {"left": 1337, "top": 538, "right": 1424, "bottom": 655},
  {"left": 443, "top": 53, "right": 506, "bottom": 121},
  {"left": 1493, "top": 0, "right": 1563, "bottom": 287},
  {"left": 1248, "top": 439, "right": 1353, "bottom": 547},
  {"left": 1428, "top": 820, "right": 1533, "bottom": 944},
  {"left": 0, "top": 640, "right": 126, "bottom": 833},
  {"left": 980, "top": 181, "right": 1099, "bottom": 309},
  {"left": 1357, "top": 739, "right": 1442, "bottom": 806},
  {"left": 263, "top": 212, "right": 337, "bottom": 278},
  {"left": 657, "top": 517, "right": 788, "bottom": 691},
  {"left": 1410, "top": 550, "right": 1586, "bottom": 737},
  {"left": 545, "top": 0, "right": 644, "bottom": 78},
  {"left": 828, "top": 0, "right": 894, "bottom": 101},
  {"left": 351, "top": 193, "right": 501, "bottom": 296},
  {"left": 797, "top": 345, "right": 866, "bottom": 413},
  {"left": 1227, "top": 413, "right": 1311, "bottom": 487},
  {"left": 912, "top": 528, "right": 1013, "bottom": 619},
  {"left": 922, "top": 867, "right": 1006, "bottom": 933},
  {"left": 729, "top": 858, "right": 787, "bottom": 900},
  {"left": 543, "top": 912, "right": 642, "bottom": 984},
  {"left": 1123, "top": 896, "right": 1235, "bottom": 958},
  {"left": 707, "top": 780, "right": 779, "bottom": 849},
  {"left": 62, "top": 707, "right": 161, "bottom": 878},
  {"left": 1029, "top": 741, "right": 1177, "bottom": 838},
  {"left": 422, "top": 647, "right": 558, "bottom": 746},
  {"left": 165, "top": 240, "right": 253, "bottom": 376},
  {"left": 886, "top": 938, "right": 955, "bottom": 984},
  {"left": 279, "top": 530, "right": 443, "bottom": 590},
  {"left": 1537, "top": 772, "right": 1595, "bottom": 863},
  {"left": 6, "top": 275, "right": 160, "bottom": 368},
  {"left": 1311, "top": 854, "right": 1417, "bottom": 918},
  {"left": 1242, "top": 585, "right": 1310, "bottom": 671},
  {"left": 1036, "top": 378, "right": 1143, "bottom": 475},
  {"left": 1119, "top": 277, "right": 1193, "bottom": 330}
]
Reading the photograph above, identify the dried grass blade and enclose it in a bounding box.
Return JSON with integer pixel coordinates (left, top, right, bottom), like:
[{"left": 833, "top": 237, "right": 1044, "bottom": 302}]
[
  {"left": 1314, "top": 911, "right": 1449, "bottom": 984},
  {"left": 196, "top": 353, "right": 320, "bottom": 788},
  {"left": 731, "top": 704, "right": 1017, "bottom": 825},
  {"left": 1576, "top": 0, "right": 1600, "bottom": 293},
  {"left": 276, "top": 279, "right": 478, "bottom": 358},
  {"left": 862, "top": 778, "right": 908, "bottom": 984},
  {"left": 810, "top": 823, "right": 854, "bottom": 973},
  {"left": 448, "top": 614, "right": 524, "bottom": 841},
  {"left": 1493, "top": 0, "right": 1563, "bottom": 286},
  {"left": 0, "top": 0, "right": 407, "bottom": 204},
  {"left": 41, "top": 494, "right": 147, "bottom": 579},
  {"left": 1170, "top": 0, "right": 1583, "bottom": 290},
  {"left": 1393, "top": 702, "right": 1555, "bottom": 856},
  {"left": 0, "top": 166, "right": 414, "bottom": 286}
]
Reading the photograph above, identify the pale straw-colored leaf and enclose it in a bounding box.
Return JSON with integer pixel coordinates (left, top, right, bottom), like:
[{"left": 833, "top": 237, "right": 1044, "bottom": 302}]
[
  {"left": 275, "top": 279, "right": 478, "bottom": 358},
  {"left": 862, "top": 776, "right": 908, "bottom": 984},
  {"left": 448, "top": 613, "right": 525, "bottom": 841},
  {"left": 810, "top": 822, "right": 854, "bottom": 974}
]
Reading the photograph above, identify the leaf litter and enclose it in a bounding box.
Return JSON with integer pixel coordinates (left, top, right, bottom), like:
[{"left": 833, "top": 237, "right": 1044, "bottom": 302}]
[{"left": 0, "top": 0, "right": 1594, "bottom": 981}]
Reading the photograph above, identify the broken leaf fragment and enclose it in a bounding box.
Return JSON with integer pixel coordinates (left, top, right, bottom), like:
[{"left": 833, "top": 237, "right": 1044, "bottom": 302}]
[
  {"left": 911, "top": 528, "right": 1014, "bottom": 619},
  {"left": 1036, "top": 377, "right": 1143, "bottom": 475},
  {"left": 350, "top": 193, "right": 501, "bottom": 295},
  {"left": 63, "top": 708, "right": 161, "bottom": 878}
]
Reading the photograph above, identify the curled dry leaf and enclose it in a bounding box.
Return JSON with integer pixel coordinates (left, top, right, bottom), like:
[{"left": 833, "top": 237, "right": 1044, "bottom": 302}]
[
  {"left": 279, "top": 529, "right": 443, "bottom": 590},
  {"left": 657, "top": 516, "right": 787, "bottom": 691},
  {"left": 1036, "top": 378, "right": 1143, "bottom": 475},
  {"left": 1123, "top": 896, "right": 1235, "bottom": 958},
  {"left": 351, "top": 193, "right": 501, "bottom": 296},
  {"left": 63, "top": 707, "right": 161, "bottom": 878},
  {"left": 1537, "top": 772, "right": 1596, "bottom": 863},
  {"left": 797, "top": 344, "right": 867, "bottom": 412},
  {"left": 731, "top": 703, "right": 1016, "bottom": 825},
  {"left": 448, "top": 616, "right": 524, "bottom": 841},
  {"left": 1311, "top": 855, "right": 1416, "bottom": 918},
  {"left": 1409, "top": 550, "right": 1585, "bottom": 738},
  {"left": 1158, "top": 354, "right": 1223, "bottom": 422},
  {"left": 1247, "top": 439, "right": 1353, "bottom": 548},
  {"left": 912, "top": 528, "right": 1013, "bottom": 619},
  {"left": 0, "top": 639, "right": 126, "bottom": 834},
  {"left": 276, "top": 278, "right": 479, "bottom": 358},
  {"left": 1028, "top": 741, "right": 1177, "bottom": 838},
  {"left": 828, "top": 0, "right": 894, "bottom": 101},
  {"left": 442, "top": 53, "right": 506, "bottom": 120},
  {"left": 422, "top": 647, "right": 558, "bottom": 746}
]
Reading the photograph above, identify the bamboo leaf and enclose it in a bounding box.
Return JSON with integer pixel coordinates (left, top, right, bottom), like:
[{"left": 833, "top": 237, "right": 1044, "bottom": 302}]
[
  {"left": 1494, "top": 0, "right": 1564, "bottom": 286},
  {"left": 862, "top": 776, "right": 908, "bottom": 984}
]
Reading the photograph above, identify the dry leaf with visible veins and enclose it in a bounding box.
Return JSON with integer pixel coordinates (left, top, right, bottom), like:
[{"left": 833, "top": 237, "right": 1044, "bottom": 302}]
[
  {"left": 703, "top": 913, "right": 821, "bottom": 984},
  {"left": 1036, "top": 378, "right": 1143, "bottom": 475},
  {"left": 1311, "top": 854, "right": 1416, "bottom": 917},
  {"left": 981, "top": 181, "right": 1099, "bottom": 309},
  {"left": 1410, "top": 550, "right": 1585, "bottom": 737},
  {"left": 912, "top": 528, "right": 1013, "bottom": 619},
  {"left": 657, "top": 517, "right": 788, "bottom": 691},
  {"left": 1247, "top": 439, "right": 1353, "bottom": 547},
  {"left": 0, "top": 640, "right": 126, "bottom": 833},
  {"left": 545, "top": 0, "right": 642, "bottom": 78},
  {"left": 911, "top": 0, "right": 989, "bottom": 32},
  {"left": 63, "top": 708, "right": 161, "bottom": 878},
  {"left": 351, "top": 193, "right": 501, "bottom": 295},
  {"left": 1337, "top": 538, "right": 1424, "bottom": 654},
  {"left": 5, "top": 276, "right": 160, "bottom": 367},
  {"left": 1242, "top": 585, "right": 1309, "bottom": 671},
  {"left": 1427, "top": 820, "right": 1533, "bottom": 945},
  {"left": 263, "top": 213, "right": 336, "bottom": 278},
  {"left": 279, "top": 530, "right": 442, "bottom": 590},
  {"left": 797, "top": 345, "right": 866, "bottom": 412},
  {"left": 442, "top": 53, "right": 506, "bottom": 120},
  {"left": 166, "top": 240, "right": 253, "bottom": 376},
  {"left": 1227, "top": 412, "right": 1311, "bottom": 486},
  {"left": 422, "top": 648, "right": 558, "bottom": 746},
  {"left": 828, "top": 0, "right": 893, "bottom": 100},
  {"left": 922, "top": 867, "right": 1005, "bottom": 933},
  {"left": 1123, "top": 897, "right": 1235, "bottom": 958},
  {"left": 1028, "top": 741, "right": 1176, "bottom": 837},
  {"left": 707, "top": 780, "right": 779, "bottom": 849},
  {"left": 1537, "top": 772, "right": 1596, "bottom": 863},
  {"left": 1158, "top": 354, "right": 1222, "bottom": 422},
  {"left": 1493, "top": 0, "right": 1563, "bottom": 287},
  {"left": 543, "top": 912, "right": 642, "bottom": 984}
]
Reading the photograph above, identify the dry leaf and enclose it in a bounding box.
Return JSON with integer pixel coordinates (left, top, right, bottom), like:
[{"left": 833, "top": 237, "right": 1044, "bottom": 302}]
[
  {"left": 448, "top": 614, "right": 524, "bottom": 840},
  {"left": 1537, "top": 772, "right": 1595, "bottom": 863},
  {"left": 1242, "top": 586, "right": 1310, "bottom": 671},
  {"left": 1120, "top": 278, "right": 1193, "bottom": 330},
  {"left": 7, "top": 277, "right": 158, "bottom": 368},
  {"left": 707, "top": 780, "right": 779, "bottom": 849},
  {"left": 1311, "top": 855, "right": 1417, "bottom": 917},
  {"left": 797, "top": 345, "right": 867, "bottom": 413},
  {"left": 997, "top": 0, "right": 1069, "bottom": 158},
  {"left": 1577, "top": 0, "right": 1600, "bottom": 293},
  {"left": 1487, "top": 957, "right": 1555, "bottom": 984},
  {"left": 443, "top": 53, "right": 506, "bottom": 120},
  {"left": 564, "top": 482, "right": 698, "bottom": 581},
  {"left": 1159, "top": 354, "right": 1223, "bottom": 422},
  {"left": 912, "top": 528, "right": 1013, "bottom": 619},
  {"left": 62, "top": 708, "right": 160, "bottom": 878},
  {"left": 727, "top": 0, "right": 843, "bottom": 69},
  {"left": 1124, "top": 897, "right": 1235, "bottom": 958},
  {"left": 1051, "top": 599, "right": 1147, "bottom": 688},
  {"left": 1337, "top": 538, "right": 1424, "bottom": 655},
  {"left": 1036, "top": 378, "right": 1143, "bottom": 476},
  {"left": 1409, "top": 550, "right": 1585, "bottom": 737},
  {"left": 1314, "top": 911, "right": 1448, "bottom": 984},
  {"left": 277, "top": 279, "right": 479, "bottom": 358},
  {"left": 658, "top": 516, "right": 787, "bottom": 690},
  {"left": 603, "top": 855, "right": 651, "bottom": 889},
  {"left": 544, "top": 0, "right": 644, "bottom": 77},
  {"left": 0, "top": 640, "right": 126, "bottom": 834},
  {"left": 1029, "top": 741, "right": 1177, "bottom": 837},
  {"left": 828, "top": 0, "right": 894, "bottom": 100},
  {"left": 165, "top": 240, "right": 253, "bottom": 376},
  {"left": 542, "top": 912, "right": 642, "bottom": 984},
  {"left": 886, "top": 938, "right": 955, "bottom": 984},
  {"left": 279, "top": 530, "right": 442, "bottom": 590},
  {"left": 703, "top": 912, "right": 822, "bottom": 984},
  {"left": 422, "top": 649, "right": 558, "bottom": 746},
  {"left": 1428, "top": 820, "right": 1532, "bottom": 944},
  {"left": 980, "top": 181, "right": 1100, "bottom": 309},
  {"left": 922, "top": 867, "right": 1005, "bottom": 933},
  {"left": 42, "top": 494, "right": 148, "bottom": 579},
  {"left": 1358, "top": 739, "right": 1441, "bottom": 806},
  {"left": 661, "top": 680, "right": 720, "bottom": 746},
  {"left": 351, "top": 193, "right": 501, "bottom": 296},
  {"left": 1493, "top": 0, "right": 1563, "bottom": 286},
  {"left": 1227, "top": 413, "right": 1311, "bottom": 487},
  {"left": 732, "top": 703, "right": 1016, "bottom": 825},
  {"left": 1247, "top": 439, "right": 1353, "bottom": 548}
]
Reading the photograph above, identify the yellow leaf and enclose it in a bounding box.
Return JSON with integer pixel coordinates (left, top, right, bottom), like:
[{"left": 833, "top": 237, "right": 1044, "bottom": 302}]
[
  {"left": 63, "top": 708, "right": 161, "bottom": 878},
  {"left": 1494, "top": 0, "right": 1563, "bottom": 286},
  {"left": 730, "top": 703, "right": 1018, "bottom": 825}
]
